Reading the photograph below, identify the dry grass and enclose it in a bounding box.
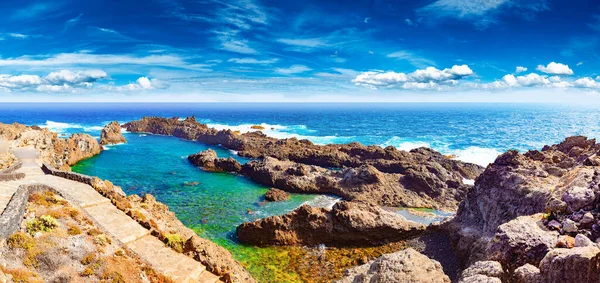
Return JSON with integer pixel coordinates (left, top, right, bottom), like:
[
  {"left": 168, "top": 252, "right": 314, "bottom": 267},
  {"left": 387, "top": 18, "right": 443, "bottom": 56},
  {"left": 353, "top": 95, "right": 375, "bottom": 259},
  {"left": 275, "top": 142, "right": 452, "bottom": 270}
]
[{"left": 0, "top": 189, "right": 171, "bottom": 283}]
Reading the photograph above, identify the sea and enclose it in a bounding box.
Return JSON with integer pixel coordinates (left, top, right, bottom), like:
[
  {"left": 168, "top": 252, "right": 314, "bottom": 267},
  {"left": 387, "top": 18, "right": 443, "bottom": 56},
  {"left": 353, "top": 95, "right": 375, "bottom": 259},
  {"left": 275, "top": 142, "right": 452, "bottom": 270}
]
[{"left": 1, "top": 102, "right": 599, "bottom": 280}]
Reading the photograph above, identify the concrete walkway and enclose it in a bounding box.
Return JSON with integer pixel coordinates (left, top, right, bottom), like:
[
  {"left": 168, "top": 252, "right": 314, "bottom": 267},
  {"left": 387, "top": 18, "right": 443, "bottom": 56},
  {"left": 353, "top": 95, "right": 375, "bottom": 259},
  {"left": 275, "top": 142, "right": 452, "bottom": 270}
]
[{"left": 0, "top": 143, "right": 221, "bottom": 283}]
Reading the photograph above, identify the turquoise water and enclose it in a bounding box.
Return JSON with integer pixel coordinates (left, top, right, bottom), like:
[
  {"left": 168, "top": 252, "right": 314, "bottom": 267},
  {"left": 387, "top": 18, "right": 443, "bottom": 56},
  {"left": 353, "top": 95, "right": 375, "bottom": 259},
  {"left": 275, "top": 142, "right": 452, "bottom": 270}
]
[{"left": 72, "top": 133, "right": 320, "bottom": 243}]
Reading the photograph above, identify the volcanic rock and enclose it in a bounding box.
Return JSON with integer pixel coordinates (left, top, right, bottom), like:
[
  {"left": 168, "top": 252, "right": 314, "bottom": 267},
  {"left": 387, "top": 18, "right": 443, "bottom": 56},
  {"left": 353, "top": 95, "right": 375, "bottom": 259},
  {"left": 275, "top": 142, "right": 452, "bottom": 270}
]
[
  {"left": 264, "top": 188, "right": 289, "bottom": 202},
  {"left": 236, "top": 201, "right": 425, "bottom": 246},
  {"left": 335, "top": 248, "right": 450, "bottom": 283},
  {"left": 100, "top": 121, "right": 127, "bottom": 145}
]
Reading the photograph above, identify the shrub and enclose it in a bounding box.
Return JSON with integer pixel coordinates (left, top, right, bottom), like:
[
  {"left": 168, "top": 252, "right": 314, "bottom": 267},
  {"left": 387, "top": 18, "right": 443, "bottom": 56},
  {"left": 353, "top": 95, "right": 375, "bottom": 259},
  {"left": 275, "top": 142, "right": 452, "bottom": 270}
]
[
  {"left": 36, "top": 249, "right": 64, "bottom": 272},
  {"left": 164, "top": 233, "right": 184, "bottom": 253},
  {"left": 81, "top": 253, "right": 96, "bottom": 265},
  {"left": 26, "top": 215, "right": 59, "bottom": 234},
  {"left": 81, "top": 267, "right": 95, "bottom": 277},
  {"left": 94, "top": 234, "right": 111, "bottom": 247},
  {"left": 7, "top": 232, "right": 35, "bottom": 250},
  {"left": 67, "top": 226, "right": 81, "bottom": 235},
  {"left": 87, "top": 228, "right": 103, "bottom": 237}
]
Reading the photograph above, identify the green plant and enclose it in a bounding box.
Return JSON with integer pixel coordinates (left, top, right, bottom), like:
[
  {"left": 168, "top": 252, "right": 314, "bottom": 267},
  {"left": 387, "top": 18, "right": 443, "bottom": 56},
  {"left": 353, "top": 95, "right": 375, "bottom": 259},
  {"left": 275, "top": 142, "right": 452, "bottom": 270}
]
[
  {"left": 26, "top": 215, "right": 59, "bottom": 234},
  {"left": 164, "top": 233, "right": 184, "bottom": 253},
  {"left": 94, "top": 234, "right": 111, "bottom": 246},
  {"left": 67, "top": 225, "right": 82, "bottom": 235}
]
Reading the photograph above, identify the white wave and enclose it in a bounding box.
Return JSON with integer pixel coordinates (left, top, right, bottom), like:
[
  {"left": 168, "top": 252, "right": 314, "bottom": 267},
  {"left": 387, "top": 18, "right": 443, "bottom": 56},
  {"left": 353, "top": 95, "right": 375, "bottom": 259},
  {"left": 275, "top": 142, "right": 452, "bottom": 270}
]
[
  {"left": 207, "top": 122, "right": 353, "bottom": 145},
  {"left": 462, "top": 178, "right": 475, "bottom": 185},
  {"left": 229, "top": 149, "right": 239, "bottom": 155},
  {"left": 303, "top": 195, "right": 342, "bottom": 210},
  {"left": 102, "top": 145, "right": 110, "bottom": 150},
  {"left": 139, "top": 134, "right": 147, "bottom": 137},
  {"left": 451, "top": 147, "right": 502, "bottom": 167},
  {"left": 41, "top": 120, "right": 82, "bottom": 132},
  {"left": 83, "top": 126, "right": 104, "bottom": 131},
  {"left": 380, "top": 136, "right": 431, "bottom": 151}
]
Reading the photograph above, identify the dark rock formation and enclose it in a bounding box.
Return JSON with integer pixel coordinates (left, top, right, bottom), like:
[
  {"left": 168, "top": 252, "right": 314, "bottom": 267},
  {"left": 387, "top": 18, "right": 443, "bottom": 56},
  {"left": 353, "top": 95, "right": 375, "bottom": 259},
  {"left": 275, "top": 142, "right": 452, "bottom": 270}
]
[
  {"left": 236, "top": 201, "right": 425, "bottom": 246},
  {"left": 190, "top": 149, "right": 473, "bottom": 211},
  {"left": 100, "top": 121, "right": 127, "bottom": 145},
  {"left": 188, "top": 149, "right": 241, "bottom": 172},
  {"left": 335, "top": 248, "right": 450, "bottom": 283},
  {"left": 264, "top": 188, "right": 289, "bottom": 202}
]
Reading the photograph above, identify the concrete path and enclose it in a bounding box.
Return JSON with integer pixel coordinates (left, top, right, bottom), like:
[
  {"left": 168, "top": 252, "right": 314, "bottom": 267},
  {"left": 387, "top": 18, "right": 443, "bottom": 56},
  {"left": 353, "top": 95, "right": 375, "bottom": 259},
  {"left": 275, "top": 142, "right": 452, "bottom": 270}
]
[{"left": 0, "top": 145, "right": 221, "bottom": 283}]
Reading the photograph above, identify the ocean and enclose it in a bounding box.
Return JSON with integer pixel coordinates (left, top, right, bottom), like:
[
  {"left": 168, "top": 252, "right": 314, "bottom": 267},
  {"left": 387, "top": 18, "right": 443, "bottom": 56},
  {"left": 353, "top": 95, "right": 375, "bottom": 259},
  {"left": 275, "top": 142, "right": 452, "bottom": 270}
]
[{"left": 1, "top": 102, "right": 599, "bottom": 280}]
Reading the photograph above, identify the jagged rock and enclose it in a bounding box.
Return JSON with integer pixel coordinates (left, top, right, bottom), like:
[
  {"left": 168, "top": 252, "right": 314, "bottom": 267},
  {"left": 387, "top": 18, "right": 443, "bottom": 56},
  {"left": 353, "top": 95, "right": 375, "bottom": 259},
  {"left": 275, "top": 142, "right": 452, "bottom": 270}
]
[
  {"left": 513, "top": 264, "right": 541, "bottom": 283},
  {"left": 445, "top": 136, "right": 600, "bottom": 268},
  {"left": 100, "top": 121, "right": 127, "bottom": 145},
  {"left": 335, "top": 248, "right": 450, "bottom": 283},
  {"left": 188, "top": 149, "right": 242, "bottom": 172},
  {"left": 126, "top": 117, "right": 484, "bottom": 210},
  {"left": 0, "top": 122, "right": 101, "bottom": 170},
  {"left": 264, "top": 188, "right": 289, "bottom": 202},
  {"left": 236, "top": 201, "right": 425, "bottom": 246},
  {"left": 486, "top": 214, "right": 559, "bottom": 272},
  {"left": 538, "top": 246, "right": 600, "bottom": 282}
]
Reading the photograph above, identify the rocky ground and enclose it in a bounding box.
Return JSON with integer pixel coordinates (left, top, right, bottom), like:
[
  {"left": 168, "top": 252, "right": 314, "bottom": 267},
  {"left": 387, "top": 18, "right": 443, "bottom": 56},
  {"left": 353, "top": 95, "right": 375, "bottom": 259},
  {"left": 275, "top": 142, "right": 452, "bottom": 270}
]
[
  {"left": 444, "top": 136, "right": 600, "bottom": 282},
  {"left": 0, "top": 189, "right": 171, "bottom": 283},
  {"left": 0, "top": 122, "right": 101, "bottom": 170}
]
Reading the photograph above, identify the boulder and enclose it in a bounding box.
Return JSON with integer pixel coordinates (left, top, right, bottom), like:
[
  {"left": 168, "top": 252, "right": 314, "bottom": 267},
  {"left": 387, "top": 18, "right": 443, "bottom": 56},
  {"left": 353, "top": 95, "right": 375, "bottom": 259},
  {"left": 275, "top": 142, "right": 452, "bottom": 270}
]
[
  {"left": 264, "top": 188, "right": 289, "bottom": 202},
  {"left": 513, "top": 264, "right": 541, "bottom": 283},
  {"left": 188, "top": 149, "right": 242, "bottom": 172},
  {"left": 538, "top": 246, "right": 600, "bottom": 282},
  {"left": 486, "top": 214, "right": 559, "bottom": 272},
  {"left": 335, "top": 248, "right": 450, "bottom": 283},
  {"left": 236, "top": 201, "right": 425, "bottom": 246},
  {"left": 99, "top": 121, "right": 127, "bottom": 145},
  {"left": 458, "top": 261, "right": 505, "bottom": 283}
]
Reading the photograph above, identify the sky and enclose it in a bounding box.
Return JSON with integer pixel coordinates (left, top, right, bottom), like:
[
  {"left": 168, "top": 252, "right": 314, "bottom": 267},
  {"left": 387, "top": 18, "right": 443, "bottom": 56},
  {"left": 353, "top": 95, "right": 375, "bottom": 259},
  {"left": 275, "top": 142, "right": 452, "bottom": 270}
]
[{"left": 0, "top": 0, "right": 600, "bottom": 102}]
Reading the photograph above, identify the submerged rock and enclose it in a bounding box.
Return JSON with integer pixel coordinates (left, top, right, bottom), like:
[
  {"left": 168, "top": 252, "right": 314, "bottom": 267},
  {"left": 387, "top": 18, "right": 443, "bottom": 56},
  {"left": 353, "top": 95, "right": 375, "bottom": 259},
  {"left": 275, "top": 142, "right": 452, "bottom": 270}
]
[
  {"left": 236, "top": 201, "right": 425, "bottom": 246},
  {"left": 100, "top": 121, "right": 127, "bottom": 145},
  {"left": 336, "top": 248, "right": 450, "bottom": 283}
]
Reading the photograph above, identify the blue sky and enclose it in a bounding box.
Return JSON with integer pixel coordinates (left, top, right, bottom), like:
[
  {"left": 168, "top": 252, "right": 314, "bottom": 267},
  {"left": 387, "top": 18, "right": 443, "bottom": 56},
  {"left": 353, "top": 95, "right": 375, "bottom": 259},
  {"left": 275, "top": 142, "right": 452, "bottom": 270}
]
[{"left": 0, "top": 0, "right": 600, "bottom": 102}]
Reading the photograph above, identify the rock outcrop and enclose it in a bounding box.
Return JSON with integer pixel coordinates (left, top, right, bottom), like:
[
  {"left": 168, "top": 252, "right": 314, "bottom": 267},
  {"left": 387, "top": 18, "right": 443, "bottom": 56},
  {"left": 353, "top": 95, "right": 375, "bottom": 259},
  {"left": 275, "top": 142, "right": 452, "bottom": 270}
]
[
  {"left": 264, "top": 188, "right": 289, "bottom": 202},
  {"left": 458, "top": 261, "right": 505, "bottom": 283},
  {"left": 335, "top": 248, "right": 450, "bottom": 283},
  {"left": 190, "top": 149, "right": 474, "bottom": 211},
  {"left": 444, "top": 136, "right": 600, "bottom": 281},
  {"left": 100, "top": 121, "right": 127, "bottom": 145},
  {"left": 236, "top": 201, "right": 425, "bottom": 246},
  {"left": 130, "top": 117, "right": 483, "bottom": 211},
  {"left": 0, "top": 122, "right": 101, "bottom": 170}
]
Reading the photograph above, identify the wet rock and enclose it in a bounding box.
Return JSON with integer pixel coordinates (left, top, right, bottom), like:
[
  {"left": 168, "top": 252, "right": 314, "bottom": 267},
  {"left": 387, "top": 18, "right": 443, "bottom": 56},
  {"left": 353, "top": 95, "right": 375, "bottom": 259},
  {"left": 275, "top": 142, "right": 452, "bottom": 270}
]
[
  {"left": 264, "top": 188, "right": 289, "bottom": 202},
  {"left": 188, "top": 149, "right": 242, "bottom": 172},
  {"left": 236, "top": 201, "right": 425, "bottom": 246},
  {"left": 100, "top": 121, "right": 127, "bottom": 145},
  {"left": 336, "top": 248, "right": 450, "bottom": 283}
]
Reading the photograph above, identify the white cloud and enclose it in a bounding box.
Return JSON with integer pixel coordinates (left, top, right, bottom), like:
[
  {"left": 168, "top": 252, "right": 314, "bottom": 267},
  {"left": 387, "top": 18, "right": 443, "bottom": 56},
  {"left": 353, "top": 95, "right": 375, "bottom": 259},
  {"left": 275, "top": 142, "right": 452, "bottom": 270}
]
[
  {"left": 515, "top": 66, "right": 527, "bottom": 73},
  {"left": 573, "top": 77, "right": 600, "bottom": 88},
  {"left": 114, "top": 77, "right": 158, "bottom": 91},
  {"left": 353, "top": 65, "right": 473, "bottom": 89},
  {"left": 536, "top": 62, "right": 574, "bottom": 75},
  {"left": 228, "top": 57, "right": 279, "bottom": 64},
  {"left": 0, "top": 74, "right": 42, "bottom": 90},
  {"left": 44, "top": 70, "right": 107, "bottom": 85},
  {"left": 405, "top": 19, "right": 413, "bottom": 25},
  {"left": 274, "top": 65, "right": 312, "bottom": 75}
]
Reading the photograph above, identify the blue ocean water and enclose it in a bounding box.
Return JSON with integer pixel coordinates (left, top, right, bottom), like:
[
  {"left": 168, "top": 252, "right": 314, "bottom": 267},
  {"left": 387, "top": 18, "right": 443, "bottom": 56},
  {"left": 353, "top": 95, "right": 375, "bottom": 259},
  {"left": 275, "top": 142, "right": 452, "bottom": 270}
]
[{"left": 2, "top": 102, "right": 600, "bottom": 280}]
